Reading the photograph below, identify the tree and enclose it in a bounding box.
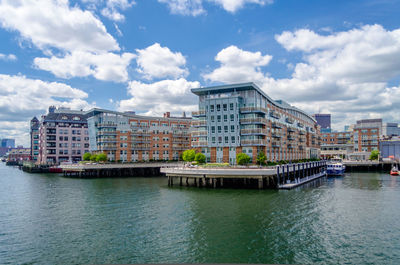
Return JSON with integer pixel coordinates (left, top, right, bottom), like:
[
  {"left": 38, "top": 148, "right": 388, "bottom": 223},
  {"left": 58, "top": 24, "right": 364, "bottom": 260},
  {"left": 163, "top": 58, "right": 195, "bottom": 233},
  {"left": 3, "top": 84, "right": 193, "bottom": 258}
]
[
  {"left": 182, "top": 149, "right": 196, "bottom": 162},
  {"left": 90, "top": 154, "right": 98, "bottom": 161},
  {"left": 195, "top": 153, "right": 206, "bottom": 164},
  {"left": 370, "top": 150, "right": 379, "bottom": 160},
  {"left": 256, "top": 151, "right": 266, "bottom": 166},
  {"left": 83, "top": 152, "right": 91, "bottom": 161},
  {"left": 96, "top": 153, "right": 107, "bottom": 162},
  {"left": 237, "top": 153, "right": 251, "bottom": 165}
]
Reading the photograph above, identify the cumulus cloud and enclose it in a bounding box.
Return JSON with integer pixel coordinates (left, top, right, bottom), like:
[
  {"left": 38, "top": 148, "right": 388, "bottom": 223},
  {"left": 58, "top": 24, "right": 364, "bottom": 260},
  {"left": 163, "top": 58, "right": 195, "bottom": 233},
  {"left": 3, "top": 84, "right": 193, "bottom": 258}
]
[
  {"left": 0, "top": 53, "right": 17, "bottom": 61},
  {"left": 118, "top": 78, "right": 200, "bottom": 116},
  {"left": 34, "top": 51, "right": 135, "bottom": 82},
  {"left": 205, "top": 25, "right": 400, "bottom": 130},
  {"left": 0, "top": 0, "right": 119, "bottom": 53},
  {"left": 0, "top": 74, "right": 94, "bottom": 146},
  {"left": 135, "top": 43, "right": 188, "bottom": 80},
  {"left": 158, "top": 0, "right": 272, "bottom": 15},
  {"left": 101, "top": 0, "right": 135, "bottom": 22},
  {"left": 203, "top": 45, "right": 272, "bottom": 84}
]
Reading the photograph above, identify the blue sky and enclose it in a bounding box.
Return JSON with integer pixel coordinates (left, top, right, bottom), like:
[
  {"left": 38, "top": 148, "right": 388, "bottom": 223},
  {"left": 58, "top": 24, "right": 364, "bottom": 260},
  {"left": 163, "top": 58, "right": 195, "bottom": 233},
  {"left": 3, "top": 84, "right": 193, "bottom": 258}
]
[{"left": 1, "top": 0, "right": 400, "bottom": 146}]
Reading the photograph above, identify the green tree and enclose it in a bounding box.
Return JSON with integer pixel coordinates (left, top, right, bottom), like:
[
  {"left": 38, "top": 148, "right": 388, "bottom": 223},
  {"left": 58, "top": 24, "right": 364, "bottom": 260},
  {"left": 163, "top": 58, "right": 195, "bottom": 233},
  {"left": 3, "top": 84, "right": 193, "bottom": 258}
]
[
  {"left": 195, "top": 153, "right": 206, "bottom": 164},
  {"left": 90, "top": 154, "right": 98, "bottom": 162},
  {"left": 83, "top": 152, "right": 91, "bottom": 161},
  {"left": 256, "top": 151, "right": 266, "bottom": 166},
  {"left": 96, "top": 153, "right": 107, "bottom": 162},
  {"left": 370, "top": 150, "right": 379, "bottom": 160},
  {"left": 182, "top": 149, "right": 196, "bottom": 162},
  {"left": 237, "top": 153, "right": 251, "bottom": 165}
]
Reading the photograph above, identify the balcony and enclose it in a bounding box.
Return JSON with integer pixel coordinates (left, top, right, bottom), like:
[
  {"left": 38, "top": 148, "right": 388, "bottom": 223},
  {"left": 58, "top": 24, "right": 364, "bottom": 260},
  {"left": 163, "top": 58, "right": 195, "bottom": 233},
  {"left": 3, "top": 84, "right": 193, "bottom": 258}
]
[
  {"left": 240, "top": 128, "right": 266, "bottom": 135},
  {"left": 96, "top": 123, "right": 117, "bottom": 128},
  {"left": 191, "top": 141, "right": 208, "bottom": 147},
  {"left": 131, "top": 131, "right": 151, "bottom": 136},
  {"left": 240, "top": 117, "right": 267, "bottom": 125},
  {"left": 192, "top": 110, "right": 206, "bottom": 117},
  {"left": 130, "top": 125, "right": 150, "bottom": 129},
  {"left": 299, "top": 138, "right": 305, "bottom": 142},
  {"left": 299, "top": 146, "right": 304, "bottom": 150},
  {"left": 172, "top": 146, "right": 186, "bottom": 151},
  {"left": 173, "top": 140, "right": 190, "bottom": 144},
  {"left": 191, "top": 130, "right": 208, "bottom": 137},
  {"left": 98, "top": 138, "right": 117, "bottom": 143},
  {"left": 272, "top": 133, "right": 281, "bottom": 139},
  {"left": 132, "top": 139, "right": 151, "bottom": 144},
  {"left": 271, "top": 143, "right": 281, "bottom": 148},
  {"left": 98, "top": 131, "right": 117, "bottom": 136},
  {"left": 287, "top": 128, "right": 295, "bottom": 133},
  {"left": 240, "top": 107, "right": 268, "bottom": 114},
  {"left": 241, "top": 139, "right": 266, "bottom": 146},
  {"left": 286, "top": 117, "right": 294, "bottom": 124},
  {"left": 192, "top": 120, "right": 207, "bottom": 127},
  {"left": 271, "top": 123, "right": 282, "bottom": 129},
  {"left": 269, "top": 111, "right": 281, "bottom": 119},
  {"left": 287, "top": 145, "right": 294, "bottom": 149},
  {"left": 299, "top": 131, "right": 306, "bottom": 135},
  {"left": 297, "top": 122, "right": 304, "bottom": 128},
  {"left": 132, "top": 146, "right": 151, "bottom": 151},
  {"left": 287, "top": 136, "right": 295, "bottom": 141}
]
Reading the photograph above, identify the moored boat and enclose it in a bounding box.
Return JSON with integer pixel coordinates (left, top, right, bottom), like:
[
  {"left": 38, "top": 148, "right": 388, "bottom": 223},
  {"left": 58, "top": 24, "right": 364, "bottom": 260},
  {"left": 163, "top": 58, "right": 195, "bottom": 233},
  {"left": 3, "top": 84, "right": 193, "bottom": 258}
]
[
  {"left": 49, "top": 166, "right": 63, "bottom": 173},
  {"left": 390, "top": 165, "right": 399, "bottom": 176},
  {"left": 327, "top": 157, "right": 346, "bottom": 176}
]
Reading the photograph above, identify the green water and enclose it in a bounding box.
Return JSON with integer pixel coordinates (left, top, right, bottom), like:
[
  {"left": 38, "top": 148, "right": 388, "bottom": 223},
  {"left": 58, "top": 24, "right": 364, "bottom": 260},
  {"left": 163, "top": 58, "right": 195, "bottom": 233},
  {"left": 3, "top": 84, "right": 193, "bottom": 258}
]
[{"left": 1, "top": 163, "right": 400, "bottom": 264}]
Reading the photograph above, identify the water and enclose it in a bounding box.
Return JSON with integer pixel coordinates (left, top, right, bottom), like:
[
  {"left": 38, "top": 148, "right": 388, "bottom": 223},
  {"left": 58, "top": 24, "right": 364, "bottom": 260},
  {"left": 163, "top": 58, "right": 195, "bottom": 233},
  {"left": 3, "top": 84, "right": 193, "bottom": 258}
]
[{"left": 1, "top": 163, "right": 400, "bottom": 264}]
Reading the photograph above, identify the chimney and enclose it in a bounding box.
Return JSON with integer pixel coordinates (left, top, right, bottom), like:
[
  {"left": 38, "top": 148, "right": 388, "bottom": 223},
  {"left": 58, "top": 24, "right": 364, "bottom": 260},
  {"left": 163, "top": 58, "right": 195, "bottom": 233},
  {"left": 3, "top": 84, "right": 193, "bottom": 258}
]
[{"left": 164, "top": 112, "right": 170, "bottom": 118}]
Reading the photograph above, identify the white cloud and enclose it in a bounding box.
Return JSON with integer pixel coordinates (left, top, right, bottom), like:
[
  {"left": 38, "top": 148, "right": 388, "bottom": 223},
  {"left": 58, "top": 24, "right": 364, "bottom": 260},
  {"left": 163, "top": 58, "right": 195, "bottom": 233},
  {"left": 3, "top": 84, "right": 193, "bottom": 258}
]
[
  {"left": 34, "top": 51, "right": 136, "bottom": 82},
  {"left": 203, "top": 45, "right": 272, "bottom": 84},
  {"left": 158, "top": 0, "right": 272, "bottom": 15},
  {"left": 118, "top": 78, "right": 200, "bottom": 116},
  {"left": 205, "top": 25, "right": 400, "bottom": 130},
  {"left": 0, "top": 53, "right": 17, "bottom": 61},
  {"left": 135, "top": 43, "right": 188, "bottom": 80},
  {"left": 0, "top": 0, "right": 119, "bottom": 53},
  {"left": 101, "top": 0, "right": 135, "bottom": 22},
  {"left": 0, "top": 74, "right": 94, "bottom": 146}
]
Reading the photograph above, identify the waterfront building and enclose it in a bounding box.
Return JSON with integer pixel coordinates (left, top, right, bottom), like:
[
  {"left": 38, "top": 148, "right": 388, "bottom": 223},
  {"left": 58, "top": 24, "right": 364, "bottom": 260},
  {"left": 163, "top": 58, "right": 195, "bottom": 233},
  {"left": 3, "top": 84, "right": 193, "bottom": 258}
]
[
  {"left": 1, "top": 138, "right": 15, "bottom": 148},
  {"left": 353, "top": 119, "right": 382, "bottom": 152},
  {"left": 313, "top": 114, "right": 331, "bottom": 133},
  {"left": 380, "top": 139, "right": 400, "bottom": 159},
  {"left": 190, "top": 83, "right": 321, "bottom": 163},
  {"left": 382, "top": 123, "right": 400, "bottom": 137},
  {"left": 321, "top": 131, "right": 353, "bottom": 145},
  {"left": 320, "top": 143, "right": 354, "bottom": 160},
  {"left": 30, "top": 117, "right": 40, "bottom": 161},
  {"left": 36, "top": 107, "right": 90, "bottom": 164},
  {"left": 86, "top": 109, "right": 191, "bottom": 162},
  {"left": 7, "top": 148, "right": 31, "bottom": 162}
]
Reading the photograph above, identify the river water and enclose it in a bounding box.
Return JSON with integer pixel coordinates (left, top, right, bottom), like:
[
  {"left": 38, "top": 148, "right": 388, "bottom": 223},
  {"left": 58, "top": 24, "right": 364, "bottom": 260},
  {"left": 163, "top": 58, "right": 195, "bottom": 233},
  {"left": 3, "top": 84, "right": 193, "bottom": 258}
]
[{"left": 1, "top": 162, "right": 400, "bottom": 264}]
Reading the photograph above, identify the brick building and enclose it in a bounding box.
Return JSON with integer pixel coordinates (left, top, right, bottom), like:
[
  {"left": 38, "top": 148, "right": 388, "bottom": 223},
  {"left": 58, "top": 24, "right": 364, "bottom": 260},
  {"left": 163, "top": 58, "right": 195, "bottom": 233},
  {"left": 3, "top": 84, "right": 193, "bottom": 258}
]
[{"left": 353, "top": 119, "right": 382, "bottom": 152}]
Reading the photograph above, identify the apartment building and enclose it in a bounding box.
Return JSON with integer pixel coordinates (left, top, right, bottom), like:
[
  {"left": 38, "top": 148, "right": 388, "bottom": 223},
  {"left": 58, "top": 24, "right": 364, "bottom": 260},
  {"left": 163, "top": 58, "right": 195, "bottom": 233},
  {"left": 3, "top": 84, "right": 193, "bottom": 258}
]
[
  {"left": 30, "top": 117, "right": 40, "bottom": 161},
  {"left": 86, "top": 109, "right": 191, "bottom": 162},
  {"left": 36, "top": 106, "right": 90, "bottom": 164},
  {"left": 353, "top": 119, "right": 382, "bottom": 152},
  {"left": 8, "top": 148, "right": 31, "bottom": 162},
  {"left": 321, "top": 131, "right": 353, "bottom": 145},
  {"left": 191, "top": 83, "right": 321, "bottom": 164}
]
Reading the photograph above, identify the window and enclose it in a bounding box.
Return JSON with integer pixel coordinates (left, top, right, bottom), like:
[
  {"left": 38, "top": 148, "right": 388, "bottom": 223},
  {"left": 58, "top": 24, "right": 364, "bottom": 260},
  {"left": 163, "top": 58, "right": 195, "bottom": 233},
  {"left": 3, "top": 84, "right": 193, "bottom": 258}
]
[
  {"left": 231, "top": 136, "right": 235, "bottom": 143},
  {"left": 224, "top": 126, "right": 228, "bottom": 133},
  {"left": 211, "top": 126, "right": 215, "bottom": 133},
  {"left": 210, "top": 105, "right": 214, "bottom": 112},
  {"left": 217, "top": 115, "right": 221, "bottom": 122},
  {"left": 223, "top": 104, "right": 227, "bottom": 111},
  {"left": 217, "top": 104, "right": 220, "bottom": 111},
  {"left": 230, "top": 114, "right": 234, "bottom": 121},
  {"left": 231, "top": 125, "right": 235, "bottom": 132},
  {"left": 224, "top": 115, "right": 227, "bottom": 122},
  {"left": 218, "top": 126, "right": 222, "bottom": 133},
  {"left": 218, "top": 137, "right": 222, "bottom": 143},
  {"left": 211, "top": 116, "right": 215, "bottom": 122},
  {"left": 225, "top": 136, "right": 228, "bottom": 143},
  {"left": 230, "top": 103, "right": 234, "bottom": 110},
  {"left": 212, "top": 137, "right": 216, "bottom": 143}
]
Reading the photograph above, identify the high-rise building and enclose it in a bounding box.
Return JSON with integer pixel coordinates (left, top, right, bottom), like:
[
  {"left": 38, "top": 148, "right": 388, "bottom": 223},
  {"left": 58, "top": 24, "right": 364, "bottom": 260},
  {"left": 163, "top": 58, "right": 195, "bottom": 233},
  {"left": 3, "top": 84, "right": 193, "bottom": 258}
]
[
  {"left": 30, "top": 117, "right": 40, "bottom": 161},
  {"left": 86, "top": 109, "right": 191, "bottom": 162},
  {"left": 312, "top": 114, "right": 331, "bottom": 133},
  {"left": 353, "top": 119, "right": 382, "bottom": 152},
  {"left": 37, "top": 107, "right": 90, "bottom": 164},
  {"left": 191, "top": 83, "right": 321, "bottom": 163},
  {"left": 1, "top": 138, "right": 15, "bottom": 148}
]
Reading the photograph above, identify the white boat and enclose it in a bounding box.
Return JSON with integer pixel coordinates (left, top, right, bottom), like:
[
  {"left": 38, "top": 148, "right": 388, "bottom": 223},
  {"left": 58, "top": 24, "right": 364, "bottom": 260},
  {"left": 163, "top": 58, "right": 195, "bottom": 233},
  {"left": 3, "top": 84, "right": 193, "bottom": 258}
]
[{"left": 327, "top": 157, "right": 346, "bottom": 176}]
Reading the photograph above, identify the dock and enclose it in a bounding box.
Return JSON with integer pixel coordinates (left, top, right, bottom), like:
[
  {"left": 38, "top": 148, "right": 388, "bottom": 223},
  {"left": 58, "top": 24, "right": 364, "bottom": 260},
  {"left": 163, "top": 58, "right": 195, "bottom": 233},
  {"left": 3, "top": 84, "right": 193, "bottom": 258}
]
[{"left": 161, "top": 161, "right": 327, "bottom": 190}]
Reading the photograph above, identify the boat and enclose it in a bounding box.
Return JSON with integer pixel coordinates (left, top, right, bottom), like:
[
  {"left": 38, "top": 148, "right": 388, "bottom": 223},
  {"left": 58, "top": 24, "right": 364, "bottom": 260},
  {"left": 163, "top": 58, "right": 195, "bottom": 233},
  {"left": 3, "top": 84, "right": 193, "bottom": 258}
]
[
  {"left": 49, "top": 166, "right": 63, "bottom": 173},
  {"left": 390, "top": 164, "right": 399, "bottom": 176},
  {"left": 326, "top": 157, "right": 346, "bottom": 176}
]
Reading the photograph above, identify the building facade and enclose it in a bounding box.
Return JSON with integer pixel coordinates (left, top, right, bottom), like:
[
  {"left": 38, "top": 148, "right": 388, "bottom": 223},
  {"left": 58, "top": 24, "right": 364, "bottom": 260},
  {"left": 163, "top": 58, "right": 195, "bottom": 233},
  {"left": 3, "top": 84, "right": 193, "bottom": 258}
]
[
  {"left": 312, "top": 114, "right": 331, "bottom": 133},
  {"left": 353, "top": 119, "right": 382, "bottom": 152},
  {"left": 30, "top": 117, "right": 40, "bottom": 161},
  {"left": 321, "top": 131, "right": 353, "bottom": 145},
  {"left": 380, "top": 139, "right": 400, "bottom": 160},
  {"left": 382, "top": 123, "right": 400, "bottom": 137},
  {"left": 1, "top": 138, "right": 15, "bottom": 148},
  {"left": 87, "top": 109, "right": 191, "bottom": 162},
  {"left": 8, "top": 148, "right": 31, "bottom": 162},
  {"left": 191, "top": 83, "right": 321, "bottom": 164},
  {"left": 37, "top": 107, "right": 90, "bottom": 164}
]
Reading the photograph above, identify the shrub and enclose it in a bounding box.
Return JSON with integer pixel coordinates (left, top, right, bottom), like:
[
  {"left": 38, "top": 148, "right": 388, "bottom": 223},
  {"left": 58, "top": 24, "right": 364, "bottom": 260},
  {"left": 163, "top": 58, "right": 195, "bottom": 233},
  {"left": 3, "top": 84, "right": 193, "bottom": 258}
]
[
  {"left": 182, "top": 149, "right": 196, "bottom": 162},
  {"left": 195, "top": 153, "right": 206, "bottom": 164},
  {"left": 256, "top": 152, "right": 266, "bottom": 166},
  {"left": 236, "top": 153, "right": 251, "bottom": 165},
  {"left": 370, "top": 150, "right": 379, "bottom": 160},
  {"left": 90, "top": 154, "right": 97, "bottom": 161},
  {"left": 96, "top": 153, "right": 107, "bottom": 162},
  {"left": 83, "top": 152, "right": 91, "bottom": 161}
]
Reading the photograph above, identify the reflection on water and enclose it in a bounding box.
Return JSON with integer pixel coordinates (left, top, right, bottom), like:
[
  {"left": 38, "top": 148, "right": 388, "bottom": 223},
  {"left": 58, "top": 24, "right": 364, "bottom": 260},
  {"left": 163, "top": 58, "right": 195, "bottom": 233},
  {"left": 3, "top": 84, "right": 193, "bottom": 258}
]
[{"left": 1, "top": 163, "right": 400, "bottom": 264}]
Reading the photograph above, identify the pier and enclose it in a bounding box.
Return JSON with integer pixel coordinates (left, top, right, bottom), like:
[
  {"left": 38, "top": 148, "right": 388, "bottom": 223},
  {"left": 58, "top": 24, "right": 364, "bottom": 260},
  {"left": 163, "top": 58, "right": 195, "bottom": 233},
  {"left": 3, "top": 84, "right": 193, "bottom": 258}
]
[
  {"left": 161, "top": 161, "right": 327, "bottom": 190},
  {"left": 61, "top": 162, "right": 182, "bottom": 178}
]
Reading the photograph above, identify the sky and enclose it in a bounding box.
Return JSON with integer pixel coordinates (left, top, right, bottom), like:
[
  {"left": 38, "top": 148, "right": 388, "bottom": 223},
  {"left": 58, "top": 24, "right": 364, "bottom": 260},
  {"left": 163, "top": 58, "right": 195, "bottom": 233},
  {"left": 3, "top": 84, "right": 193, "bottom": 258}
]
[{"left": 1, "top": 0, "right": 400, "bottom": 147}]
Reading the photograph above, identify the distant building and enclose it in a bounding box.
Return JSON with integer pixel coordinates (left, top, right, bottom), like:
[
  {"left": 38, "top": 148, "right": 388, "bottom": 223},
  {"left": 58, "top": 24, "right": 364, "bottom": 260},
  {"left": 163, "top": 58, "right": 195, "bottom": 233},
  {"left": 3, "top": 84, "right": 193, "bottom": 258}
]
[
  {"left": 312, "top": 114, "right": 331, "bottom": 130},
  {"left": 191, "top": 83, "right": 321, "bottom": 163},
  {"left": 321, "top": 131, "right": 353, "bottom": 145},
  {"left": 86, "top": 109, "right": 191, "bottom": 162},
  {"left": 382, "top": 123, "right": 400, "bottom": 137},
  {"left": 320, "top": 144, "right": 354, "bottom": 160},
  {"left": 379, "top": 140, "right": 400, "bottom": 160},
  {"left": 1, "top": 138, "right": 15, "bottom": 148},
  {"left": 353, "top": 119, "right": 382, "bottom": 152},
  {"left": 8, "top": 148, "right": 30, "bottom": 162},
  {"left": 36, "top": 107, "right": 90, "bottom": 164}
]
